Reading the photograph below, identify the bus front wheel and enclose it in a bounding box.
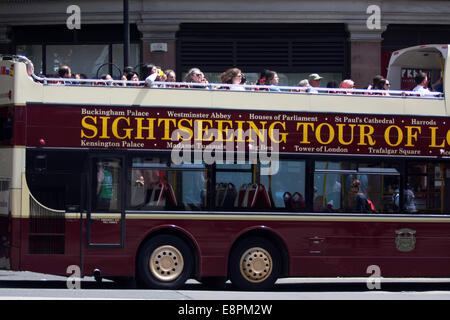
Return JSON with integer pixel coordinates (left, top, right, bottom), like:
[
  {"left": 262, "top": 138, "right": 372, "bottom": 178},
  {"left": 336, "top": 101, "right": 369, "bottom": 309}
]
[
  {"left": 137, "top": 235, "right": 193, "bottom": 289},
  {"left": 229, "top": 236, "right": 281, "bottom": 291}
]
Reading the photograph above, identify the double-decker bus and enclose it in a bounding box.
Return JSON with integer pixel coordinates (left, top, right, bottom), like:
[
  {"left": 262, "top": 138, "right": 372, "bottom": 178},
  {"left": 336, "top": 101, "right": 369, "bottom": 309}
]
[{"left": 0, "top": 44, "right": 449, "bottom": 290}]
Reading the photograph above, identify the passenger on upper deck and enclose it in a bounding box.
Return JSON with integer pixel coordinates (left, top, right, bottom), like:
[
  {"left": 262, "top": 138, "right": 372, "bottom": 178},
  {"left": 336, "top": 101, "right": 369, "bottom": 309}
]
[
  {"left": 220, "top": 67, "right": 245, "bottom": 91},
  {"left": 184, "top": 68, "right": 207, "bottom": 88},
  {"left": 26, "top": 61, "right": 34, "bottom": 81},
  {"left": 164, "top": 69, "right": 176, "bottom": 82},
  {"left": 256, "top": 69, "right": 270, "bottom": 85},
  {"left": 122, "top": 66, "right": 135, "bottom": 82},
  {"left": 308, "top": 73, "right": 323, "bottom": 93},
  {"left": 413, "top": 72, "right": 432, "bottom": 96},
  {"left": 58, "top": 65, "right": 72, "bottom": 84},
  {"left": 432, "top": 77, "right": 443, "bottom": 93},
  {"left": 265, "top": 71, "right": 281, "bottom": 92},
  {"left": 339, "top": 79, "right": 355, "bottom": 94},
  {"left": 375, "top": 78, "right": 390, "bottom": 96},
  {"left": 100, "top": 74, "right": 114, "bottom": 86},
  {"left": 126, "top": 71, "right": 140, "bottom": 86},
  {"left": 297, "top": 79, "right": 310, "bottom": 92},
  {"left": 326, "top": 80, "right": 339, "bottom": 93},
  {"left": 367, "top": 75, "right": 383, "bottom": 90}
]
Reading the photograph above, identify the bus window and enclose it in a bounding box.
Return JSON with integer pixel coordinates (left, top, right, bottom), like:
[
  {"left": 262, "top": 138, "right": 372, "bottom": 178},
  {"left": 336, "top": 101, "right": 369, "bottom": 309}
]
[
  {"left": 128, "top": 157, "right": 208, "bottom": 211},
  {"left": 314, "top": 161, "right": 400, "bottom": 214},
  {"left": 407, "top": 162, "right": 447, "bottom": 214},
  {"left": 261, "top": 160, "right": 306, "bottom": 211},
  {"left": 93, "top": 158, "right": 122, "bottom": 212},
  {"left": 215, "top": 164, "right": 253, "bottom": 210}
]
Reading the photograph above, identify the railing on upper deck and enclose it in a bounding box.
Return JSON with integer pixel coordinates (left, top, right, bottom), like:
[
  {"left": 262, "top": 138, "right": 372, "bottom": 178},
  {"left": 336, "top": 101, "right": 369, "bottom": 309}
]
[
  {"left": 29, "top": 74, "right": 444, "bottom": 99},
  {"left": 1, "top": 54, "right": 444, "bottom": 99}
]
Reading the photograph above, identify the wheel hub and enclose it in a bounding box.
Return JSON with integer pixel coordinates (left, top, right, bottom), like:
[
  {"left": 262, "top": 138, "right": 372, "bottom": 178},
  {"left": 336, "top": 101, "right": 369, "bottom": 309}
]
[
  {"left": 150, "top": 245, "right": 184, "bottom": 282},
  {"left": 240, "top": 247, "right": 272, "bottom": 283}
]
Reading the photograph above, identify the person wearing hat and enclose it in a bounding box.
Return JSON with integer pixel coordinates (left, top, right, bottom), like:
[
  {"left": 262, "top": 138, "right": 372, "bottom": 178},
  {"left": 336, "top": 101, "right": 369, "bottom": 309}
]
[
  {"left": 308, "top": 73, "right": 323, "bottom": 93},
  {"left": 308, "top": 73, "right": 323, "bottom": 87}
]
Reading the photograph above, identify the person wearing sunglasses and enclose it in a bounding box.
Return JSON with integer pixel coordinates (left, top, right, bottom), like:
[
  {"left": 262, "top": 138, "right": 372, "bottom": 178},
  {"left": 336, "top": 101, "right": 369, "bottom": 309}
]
[
  {"left": 184, "top": 68, "right": 204, "bottom": 83},
  {"left": 220, "top": 67, "right": 246, "bottom": 91}
]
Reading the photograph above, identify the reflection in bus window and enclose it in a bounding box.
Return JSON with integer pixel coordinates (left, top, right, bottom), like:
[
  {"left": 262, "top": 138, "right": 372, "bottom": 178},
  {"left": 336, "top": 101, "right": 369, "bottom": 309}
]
[
  {"left": 128, "top": 157, "right": 207, "bottom": 211},
  {"left": 314, "top": 161, "right": 400, "bottom": 214},
  {"left": 261, "top": 160, "right": 305, "bottom": 211},
  {"left": 94, "top": 159, "right": 121, "bottom": 212},
  {"left": 407, "top": 162, "right": 447, "bottom": 214}
]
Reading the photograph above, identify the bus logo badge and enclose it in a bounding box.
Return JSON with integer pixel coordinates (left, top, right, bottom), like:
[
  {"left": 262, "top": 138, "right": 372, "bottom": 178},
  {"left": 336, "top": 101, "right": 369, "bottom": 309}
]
[{"left": 395, "top": 228, "right": 416, "bottom": 252}]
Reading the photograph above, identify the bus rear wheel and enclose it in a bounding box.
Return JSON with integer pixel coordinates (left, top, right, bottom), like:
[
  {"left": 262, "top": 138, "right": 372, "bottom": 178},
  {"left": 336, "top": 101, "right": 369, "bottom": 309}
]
[
  {"left": 137, "top": 235, "right": 193, "bottom": 289},
  {"left": 229, "top": 236, "right": 281, "bottom": 291}
]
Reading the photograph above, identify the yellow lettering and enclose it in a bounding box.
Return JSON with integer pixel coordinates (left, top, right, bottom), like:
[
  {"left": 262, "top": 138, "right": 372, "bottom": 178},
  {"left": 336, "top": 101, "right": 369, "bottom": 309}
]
[
  {"left": 112, "top": 117, "right": 132, "bottom": 140},
  {"left": 269, "top": 121, "right": 287, "bottom": 143},
  {"left": 315, "top": 123, "right": 335, "bottom": 145},
  {"left": 358, "top": 125, "right": 376, "bottom": 146},
  {"left": 404, "top": 126, "right": 421, "bottom": 147},
  {"left": 135, "top": 118, "right": 156, "bottom": 140},
  {"left": 384, "top": 125, "right": 403, "bottom": 147},
  {"left": 296, "top": 122, "right": 315, "bottom": 144},
  {"left": 216, "top": 120, "right": 233, "bottom": 142},
  {"left": 247, "top": 121, "right": 267, "bottom": 143},
  {"left": 429, "top": 127, "right": 446, "bottom": 147},
  {"left": 158, "top": 118, "right": 176, "bottom": 141},
  {"left": 337, "top": 123, "right": 355, "bottom": 145},
  {"left": 81, "top": 116, "right": 97, "bottom": 138},
  {"left": 177, "top": 118, "right": 193, "bottom": 141},
  {"left": 99, "top": 116, "right": 110, "bottom": 139}
]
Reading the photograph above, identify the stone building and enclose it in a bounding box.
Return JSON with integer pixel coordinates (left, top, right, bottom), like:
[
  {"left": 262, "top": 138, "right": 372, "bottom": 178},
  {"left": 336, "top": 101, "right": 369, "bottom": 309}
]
[{"left": 1, "top": 0, "right": 449, "bottom": 87}]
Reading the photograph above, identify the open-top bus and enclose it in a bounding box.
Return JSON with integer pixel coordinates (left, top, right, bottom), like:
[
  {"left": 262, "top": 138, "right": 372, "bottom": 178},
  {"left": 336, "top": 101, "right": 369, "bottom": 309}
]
[{"left": 0, "top": 44, "right": 449, "bottom": 290}]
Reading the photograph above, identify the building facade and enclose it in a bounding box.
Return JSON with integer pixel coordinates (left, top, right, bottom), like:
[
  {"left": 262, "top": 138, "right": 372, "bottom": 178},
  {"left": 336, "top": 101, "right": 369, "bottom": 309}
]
[{"left": 1, "top": 0, "right": 450, "bottom": 87}]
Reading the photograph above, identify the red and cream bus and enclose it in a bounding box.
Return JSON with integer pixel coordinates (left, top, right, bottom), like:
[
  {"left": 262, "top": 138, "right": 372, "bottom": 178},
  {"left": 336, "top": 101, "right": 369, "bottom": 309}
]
[{"left": 0, "top": 44, "right": 449, "bottom": 290}]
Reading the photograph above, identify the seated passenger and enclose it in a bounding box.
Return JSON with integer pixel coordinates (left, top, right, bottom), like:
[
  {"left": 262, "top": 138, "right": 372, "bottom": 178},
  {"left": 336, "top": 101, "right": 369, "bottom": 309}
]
[
  {"left": 184, "top": 68, "right": 207, "bottom": 88},
  {"left": 99, "top": 74, "right": 114, "bottom": 86},
  {"left": 265, "top": 70, "right": 281, "bottom": 92},
  {"left": 125, "top": 72, "right": 140, "bottom": 86},
  {"left": 220, "top": 67, "right": 245, "bottom": 91},
  {"left": 375, "top": 78, "right": 390, "bottom": 96},
  {"left": 413, "top": 72, "right": 433, "bottom": 96},
  {"left": 308, "top": 73, "right": 323, "bottom": 93},
  {"left": 165, "top": 69, "right": 176, "bottom": 82},
  {"left": 339, "top": 79, "right": 355, "bottom": 94},
  {"left": 297, "top": 79, "right": 310, "bottom": 92},
  {"left": 122, "top": 66, "right": 135, "bottom": 81},
  {"left": 326, "top": 80, "right": 339, "bottom": 93},
  {"left": 432, "top": 77, "right": 443, "bottom": 93},
  {"left": 351, "top": 179, "right": 376, "bottom": 213},
  {"left": 367, "top": 75, "right": 383, "bottom": 90},
  {"left": 58, "top": 65, "right": 72, "bottom": 85}
]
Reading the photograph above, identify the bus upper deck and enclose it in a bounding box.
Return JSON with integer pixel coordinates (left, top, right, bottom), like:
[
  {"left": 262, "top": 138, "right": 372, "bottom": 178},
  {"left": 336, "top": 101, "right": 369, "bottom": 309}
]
[{"left": 0, "top": 44, "right": 449, "bottom": 117}]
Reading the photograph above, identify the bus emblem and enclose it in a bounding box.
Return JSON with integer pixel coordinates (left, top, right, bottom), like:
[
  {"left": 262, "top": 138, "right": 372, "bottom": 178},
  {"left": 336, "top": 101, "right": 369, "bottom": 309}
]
[{"left": 395, "top": 228, "right": 416, "bottom": 252}]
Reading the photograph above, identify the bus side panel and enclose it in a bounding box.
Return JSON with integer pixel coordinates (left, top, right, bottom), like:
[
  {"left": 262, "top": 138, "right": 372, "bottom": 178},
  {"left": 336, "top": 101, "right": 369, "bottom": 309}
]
[
  {"left": 286, "top": 219, "right": 450, "bottom": 278},
  {"left": 127, "top": 218, "right": 450, "bottom": 279},
  {"left": 18, "top": 216, "right": 84, "bottom": 276}
]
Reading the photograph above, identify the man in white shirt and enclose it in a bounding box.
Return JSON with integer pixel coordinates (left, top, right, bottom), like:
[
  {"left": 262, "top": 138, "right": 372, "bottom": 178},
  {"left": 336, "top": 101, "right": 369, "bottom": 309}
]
[
  {"left": 412, "top": 72, "right": 432, "bottom": 96},
  {"left": 308, "top": 73, "right": 323, "bottom": 93}
]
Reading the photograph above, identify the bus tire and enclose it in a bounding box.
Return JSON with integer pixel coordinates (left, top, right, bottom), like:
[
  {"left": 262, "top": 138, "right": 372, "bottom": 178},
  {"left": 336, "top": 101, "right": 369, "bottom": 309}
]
[
  {"left": 229, "top": 236, "right": 281, "bottom": 291},
  {"left": 137, "top": 235, "right": 193, "bottom": 289}
]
